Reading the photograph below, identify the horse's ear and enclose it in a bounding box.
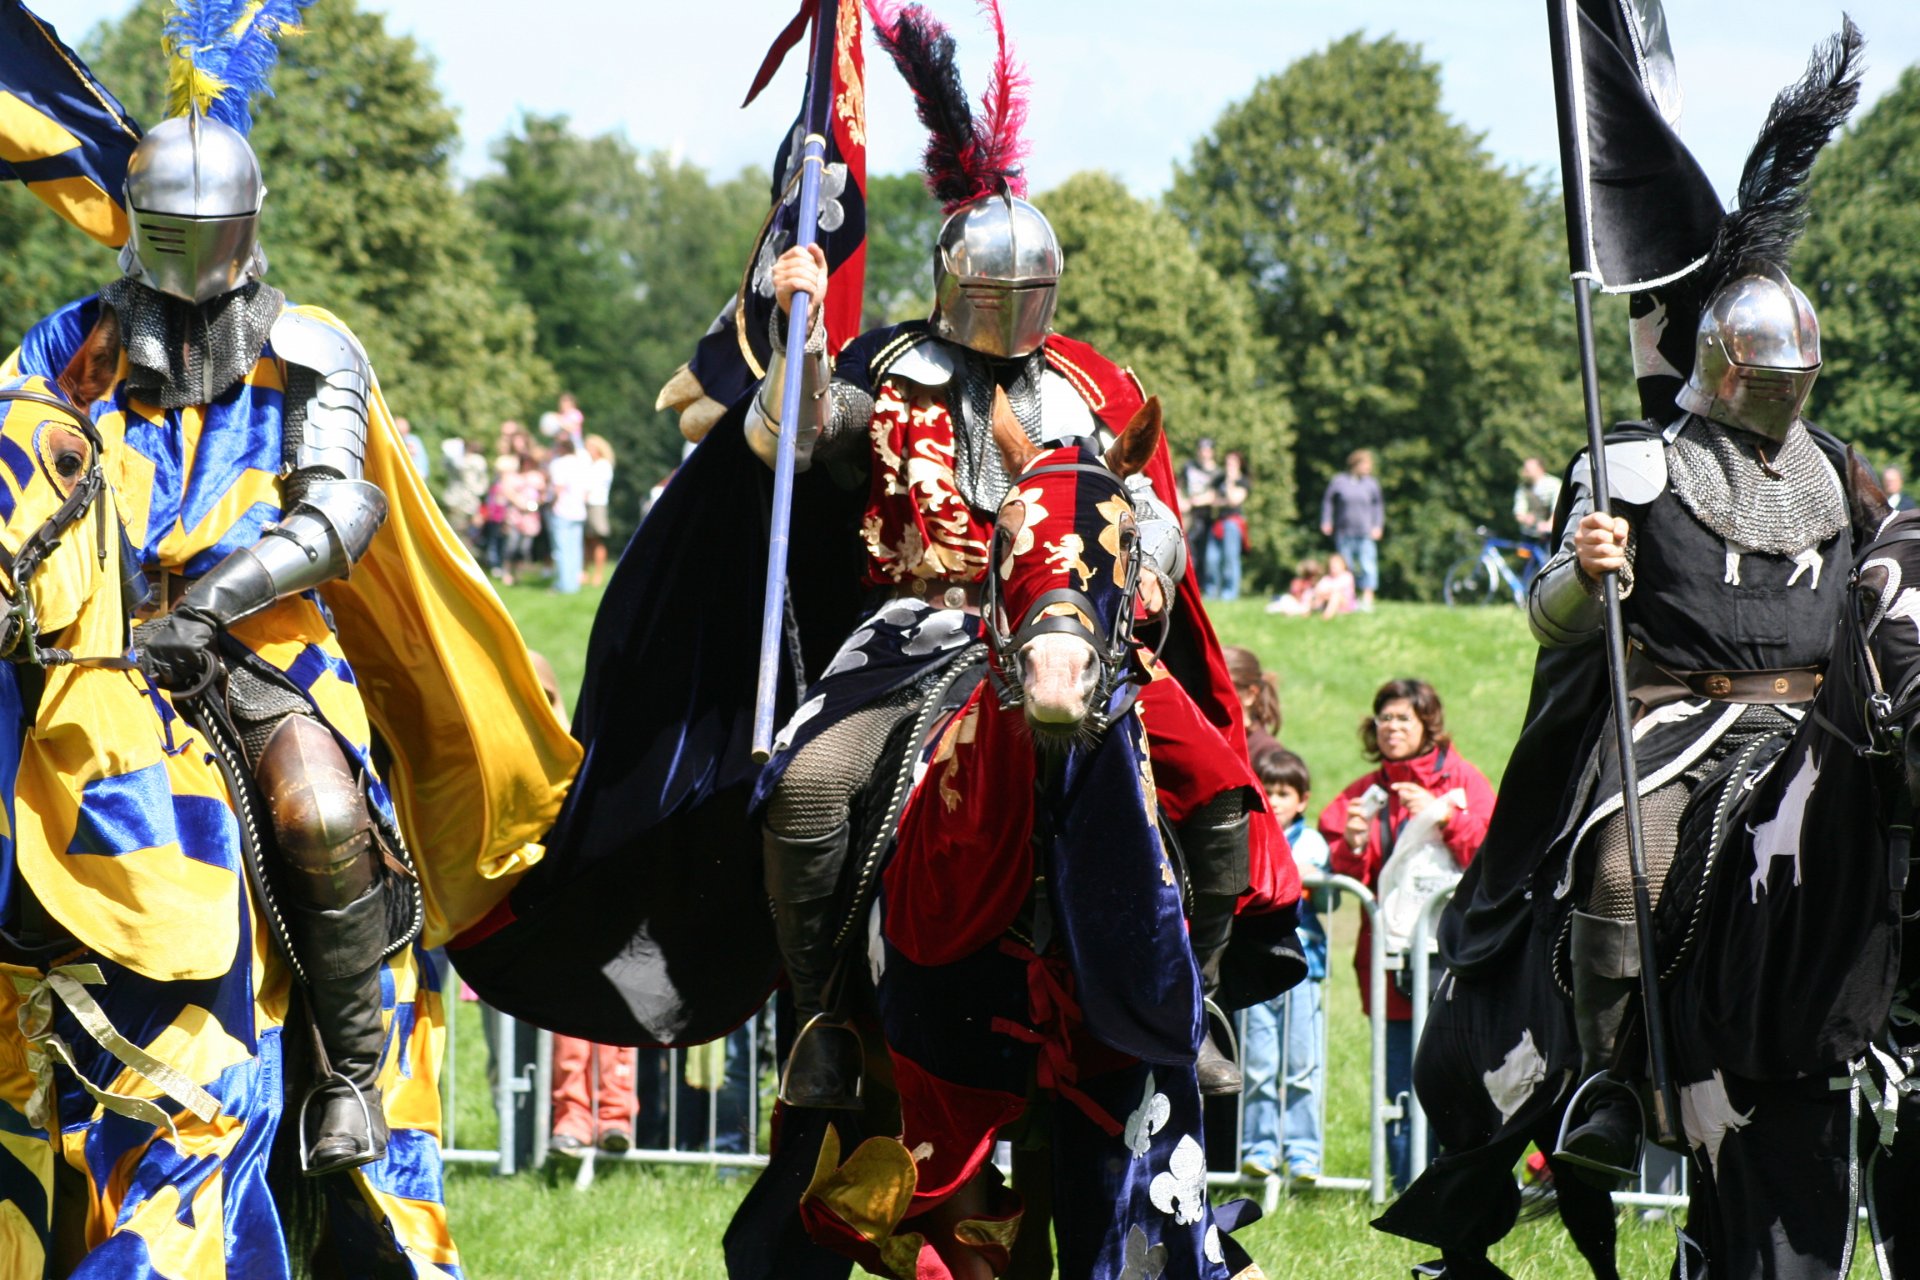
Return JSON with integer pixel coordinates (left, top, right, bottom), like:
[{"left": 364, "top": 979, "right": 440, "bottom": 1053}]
[
  {"left": 57, "top": 308, "right": 120, "bottom": 409},
  {"left": 1104, "top": 397, "right": 1163, "bottom": 479},
  {"left": 1848, "top": 446, "right": 1894, "bottom": 535},
  {"left": 992, "top": 386, "right": 1040, "bottom": 477}
]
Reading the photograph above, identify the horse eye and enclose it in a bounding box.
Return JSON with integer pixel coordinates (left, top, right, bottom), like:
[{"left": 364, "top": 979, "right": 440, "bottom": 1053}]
[{"left": 54, "top": 451, "right": 84, "bottom": 480}]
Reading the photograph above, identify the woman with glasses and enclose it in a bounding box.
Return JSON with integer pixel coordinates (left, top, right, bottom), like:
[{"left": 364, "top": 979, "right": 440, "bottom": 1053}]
[{"left": 1320, "top": 678, "right": 1495, "bottom": 1189}]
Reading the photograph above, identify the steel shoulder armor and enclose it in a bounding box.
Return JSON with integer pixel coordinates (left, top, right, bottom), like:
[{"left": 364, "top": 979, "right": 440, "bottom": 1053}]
[
  {"left": 174, "top": 313, "right": 387, "bottom": 628},
  {"left": 1125, "top": 473, "right": 1188, "bottom": 591}
]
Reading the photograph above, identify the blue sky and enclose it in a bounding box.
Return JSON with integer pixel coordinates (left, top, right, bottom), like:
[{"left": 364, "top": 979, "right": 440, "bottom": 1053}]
[{"left": 52, "top": 1, "right": 1920, "bottom": 204}]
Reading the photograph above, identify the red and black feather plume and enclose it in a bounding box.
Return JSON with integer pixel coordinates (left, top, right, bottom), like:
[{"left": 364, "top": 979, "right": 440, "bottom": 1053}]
[{"left": 866, "top": 0, "right": 1029, "bottom": 213}]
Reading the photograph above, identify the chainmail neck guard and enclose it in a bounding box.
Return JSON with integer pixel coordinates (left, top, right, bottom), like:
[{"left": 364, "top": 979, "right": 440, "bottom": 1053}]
[
  {"left": 101, "top": 277, "right": 285, "bottom": 410},
  {"left": 953, "top": 348, "right": 1045, "bottom": 513},
  {"left": 1666, "top": 415, "right": 1845, "bottom": 556}
]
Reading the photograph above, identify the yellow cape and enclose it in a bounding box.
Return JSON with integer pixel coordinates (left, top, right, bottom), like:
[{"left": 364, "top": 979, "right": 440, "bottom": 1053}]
[{"left": 299, "top": 307, "right": 582, "bottom": 947}]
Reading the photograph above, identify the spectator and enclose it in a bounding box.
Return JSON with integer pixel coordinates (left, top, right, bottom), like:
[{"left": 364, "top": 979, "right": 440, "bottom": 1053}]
[
  {"left": 395, "top": 415, "right": 429, "bottom": 478},
  {"left": 584, "top": 434, "right": 616, "bottom": 588},
  {"left": 497, "top": 418, "right": 531, "bottom": 461},
  {"left": 546, "top": 434, "right": 590, "bottom": 595},
  {"left": 492, "top": 454, "right": 545, "bottom": 586},
  {"left": 1206, "top": 451, "right": 1249, "bottom": 600},
  {"left": 439, "top": 437, "right": 491, "bottom": 547},
  {"left": 1320, "top": 448, "right": 1384, "bottom": 611},
  {"left": 1312, "top": 552, "right": 1356, "bottom": 617},
  {"left": 1223, "top": 645, "right": 1281, "bottom": 760},
  {"left": 1320, "top": 678, "right": 1495, "bottom": 1190},
  {"left": 1183, "top": 438, "right": 1223, "bottom": 579},
  {"left": 1267, "top": 558, "right": 1323, "bottom": 617},
  {"left": 1513, "top": 456, "right": 1561, "bottom": 542},
  {"left": 539, "top": 391, "right": 585, "bottom": 443},
  {"left": 1242, "top": 748, "right": 1330, "bottom": 1188},
  {"left": 1885, "top": 466, "right": 1916, "bottom": 512}
]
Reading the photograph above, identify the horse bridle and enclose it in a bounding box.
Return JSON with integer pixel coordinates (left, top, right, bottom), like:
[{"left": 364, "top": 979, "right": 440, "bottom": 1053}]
[
  {"left": 0, "top": 388, "right": 110, "bottom": 668},
  {"left": 980, "top": 460, "right": 1164, "bottom": 733},
  {"left": 1815, "top": 521, "right": 1920, "bottom": 758}
]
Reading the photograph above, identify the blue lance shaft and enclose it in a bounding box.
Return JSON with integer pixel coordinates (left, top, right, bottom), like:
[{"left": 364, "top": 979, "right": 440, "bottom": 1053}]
[
  {"left": 1547, "top": 0, "right": 1680, "bottom": 1145},
  {"left": 753, "top": 0, "right": 839, "bottom": 762}
]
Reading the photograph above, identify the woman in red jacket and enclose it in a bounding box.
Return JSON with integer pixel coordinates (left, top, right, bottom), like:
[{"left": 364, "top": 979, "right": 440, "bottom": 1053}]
[{"left": 1320, "top": 678, "right": 1494, "bottom": 1189}]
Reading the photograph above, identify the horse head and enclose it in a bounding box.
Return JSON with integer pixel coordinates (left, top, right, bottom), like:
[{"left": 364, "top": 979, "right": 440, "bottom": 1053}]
[
  {"left": 0, "top": 376, "right": 117, "bottom": 668},
  {"left": 982, "top": 389, "right": 1162, "bottom": 745}
]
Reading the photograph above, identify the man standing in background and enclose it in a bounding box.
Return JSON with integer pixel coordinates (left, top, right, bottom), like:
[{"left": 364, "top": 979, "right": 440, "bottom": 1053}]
[
  {"left": 1514, "top": 456, "right": 1561, "bottom": 541},
  {"left": 1321, "top": 448, "right": 1384, "bottom": 611},
  {"left": 1884, "top": 465, "right": 1915, "bottom": 512}
]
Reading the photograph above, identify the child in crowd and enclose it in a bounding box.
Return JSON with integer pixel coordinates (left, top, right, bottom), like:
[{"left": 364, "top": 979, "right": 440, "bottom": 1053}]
[
  {"left": 1267, "top": 558, "right": 1324, "bottom": 616},
  {"left": 1242, "top": 748, "right": 1332, "bottom": 1186},
  {"left": 1312, "top": 552, "right": 1357, "bottom": 616}
]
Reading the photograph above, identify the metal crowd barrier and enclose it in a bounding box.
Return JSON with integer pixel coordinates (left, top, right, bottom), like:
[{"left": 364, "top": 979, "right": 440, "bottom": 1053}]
[{"left": 435, "top": 872, "right": 1689, "bottom": 1212}]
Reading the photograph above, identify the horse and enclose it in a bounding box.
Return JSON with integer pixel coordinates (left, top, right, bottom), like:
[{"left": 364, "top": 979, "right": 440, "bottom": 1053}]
[
  {"left": 1381, "top": 469, "right": 1920, "bottom": 1279},
  {"left": 724, "top": 397, "right": 1268, "bottom": 1280},
  {"left": 0, "top": 377, "right": 458, "bottom": 1279}
]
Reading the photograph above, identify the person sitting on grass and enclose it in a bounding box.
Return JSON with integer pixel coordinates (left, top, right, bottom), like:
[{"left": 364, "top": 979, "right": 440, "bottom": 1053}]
[
  {"left": 1267, "top": 558, "right": 1323, "bottom": 616},
  {"left": 1312, "top": 552, "right": 1357, "bottom": 616},
  {"left": 1242, "top": 747, "right": 1332, "bottom": 1188}
]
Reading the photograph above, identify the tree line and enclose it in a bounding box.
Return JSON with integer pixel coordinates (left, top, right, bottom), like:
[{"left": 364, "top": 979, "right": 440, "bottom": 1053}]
[{"left": 0, "top": 1, "right": 1911, "bottom": 594}]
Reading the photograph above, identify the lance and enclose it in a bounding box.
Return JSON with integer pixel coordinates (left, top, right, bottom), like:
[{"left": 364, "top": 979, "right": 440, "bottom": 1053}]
[
  {"left": 1545, "top": 0, "right": 1681, "bottom": 1144},
  {"left": 753, "top": 0, "right": 839, "bottom": 762}
]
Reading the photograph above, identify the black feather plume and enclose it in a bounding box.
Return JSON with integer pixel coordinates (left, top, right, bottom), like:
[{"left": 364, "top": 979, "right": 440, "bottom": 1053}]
[
  {"left": 1701, "top": 16, "right": 1864, "bottom": 290},
  {"left": 867, "top": 2, "right": 984, "bottom": 211}
]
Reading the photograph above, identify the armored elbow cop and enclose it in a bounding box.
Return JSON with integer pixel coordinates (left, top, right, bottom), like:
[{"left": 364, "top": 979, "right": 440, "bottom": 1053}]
[
  {"left": 745, "top": 312, "right": 831, "bottom": 470},
  {"left": 1125, "top": 475, "right": 1188, "bottom": 587}
]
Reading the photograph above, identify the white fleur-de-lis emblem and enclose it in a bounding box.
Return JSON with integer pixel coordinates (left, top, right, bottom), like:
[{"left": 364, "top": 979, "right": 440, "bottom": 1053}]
[
  {"left": 1117, "top": 1225, "right": 1168, "bottom": 1280},
  {"left": 779, "top": 125, "right": 849, "bottom": 233},
  {"left": 1148, "top": 1135, "right": 1207, "bottom": 1225},
  {"left": 1122, "top": 1073, "right": 1171, "bottom": 1159}
]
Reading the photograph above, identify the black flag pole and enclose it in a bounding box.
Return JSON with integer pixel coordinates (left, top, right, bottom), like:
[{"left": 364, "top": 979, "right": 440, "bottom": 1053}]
[
  {"left": 1545, "top": 0, "right": 1681, "bottom": 1145},
  {"left": 752, "top": 0, "right": 839, "bottom": 762}
]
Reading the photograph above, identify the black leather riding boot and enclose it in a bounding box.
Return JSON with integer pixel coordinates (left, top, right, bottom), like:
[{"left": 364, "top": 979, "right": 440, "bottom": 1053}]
[
  {"left": 1555, "top": 910, "right": 1644, "bottom": 1185},
  {"left": 286, "top": 881, "right": 391, "bottom": 1175},
  {"left": 764, "top": 823, "right": 863, "bottom": 1110},
  {"left": 1179, "top": 797, "right": 1252, "bottom": 1097}
]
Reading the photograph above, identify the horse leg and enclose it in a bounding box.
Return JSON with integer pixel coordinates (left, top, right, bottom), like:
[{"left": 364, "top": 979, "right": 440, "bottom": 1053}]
[{"left": 1542, "top": 1149, "right": 1621, "bottom": 1280}]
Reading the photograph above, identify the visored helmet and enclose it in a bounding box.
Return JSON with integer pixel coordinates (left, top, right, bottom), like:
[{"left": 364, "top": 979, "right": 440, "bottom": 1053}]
[
  {"left": 930, "top": 191, "right": 1062, "bottom": 359},
  {"left": 117, "top": 114, "right": 266, "bottom": 305},
  {"left": 1675, "top": 264, "right": 1820, "bottom": 444}
]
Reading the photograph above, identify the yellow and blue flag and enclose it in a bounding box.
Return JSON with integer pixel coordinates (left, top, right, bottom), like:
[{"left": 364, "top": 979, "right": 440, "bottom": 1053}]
[{"left": 0, "top": 1, "right": 142, "bottom": 248}]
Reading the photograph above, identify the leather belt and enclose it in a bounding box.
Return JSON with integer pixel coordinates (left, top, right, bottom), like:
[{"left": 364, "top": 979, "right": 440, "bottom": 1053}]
[
  {"left": 1627, "top": 649, "right": 1823, "bottom": 707},
  {"left": 890, "top": 578, "right": 982, "bottom": 611}
]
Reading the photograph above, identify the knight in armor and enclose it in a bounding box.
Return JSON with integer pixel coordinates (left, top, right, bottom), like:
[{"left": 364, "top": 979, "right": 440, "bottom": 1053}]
[
  {"left": 1530, "top": 225, "right": 1850, "bottom": 1181},
  {"left": 8, "top": 114, "right": 396, "bottom": 1177},
  {"left": 751, "top": 43, "right": 1265, "bottom": 1111}
]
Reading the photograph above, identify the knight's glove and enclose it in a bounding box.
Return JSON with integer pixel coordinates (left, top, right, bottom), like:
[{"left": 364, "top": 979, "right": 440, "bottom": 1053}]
[{"left": 135, "top": 607, "right": 220, "bottom": 691}]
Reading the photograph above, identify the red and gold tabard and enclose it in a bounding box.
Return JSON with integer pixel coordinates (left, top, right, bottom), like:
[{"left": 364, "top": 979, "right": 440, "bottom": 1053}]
[{"left": 859, "top": 376, "right": 993, "bottom": 588}]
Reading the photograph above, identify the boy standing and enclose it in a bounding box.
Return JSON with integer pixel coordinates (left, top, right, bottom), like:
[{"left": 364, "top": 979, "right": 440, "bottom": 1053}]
[{"left": 1243, "top": 749, "right": 1332, "bottom": 1185}]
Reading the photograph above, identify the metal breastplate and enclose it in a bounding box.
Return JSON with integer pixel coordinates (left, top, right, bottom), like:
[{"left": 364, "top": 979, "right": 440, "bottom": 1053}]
[
  {"left": 953, "top": 349, "right": 1045, "bottom": 512},
  {"left": 1665, "top": 416, "right": 1845, "bottom": 557},
  {"left": 101, "top": 277, "right": 285, "bottom": 409}
]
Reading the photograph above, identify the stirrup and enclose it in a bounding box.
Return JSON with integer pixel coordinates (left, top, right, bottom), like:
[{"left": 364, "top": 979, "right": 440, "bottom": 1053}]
[
  {"left": 299, "top": 1069, "right": 381, "bottom": 1176},
  {"left": 1551, "top": 1070, "right": 1645, "bottom": 1183},
  {"left": 777, "top": 1010, "right": 865, "bottom": 1110},
  {"left": 1202, "top": 997, "right": 1239, "bottom": 1061}
]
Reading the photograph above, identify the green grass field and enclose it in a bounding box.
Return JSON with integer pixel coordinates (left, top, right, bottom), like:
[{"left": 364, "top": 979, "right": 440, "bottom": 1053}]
[{"left": 440, "top": 586, "right": 1679, "bottom": 1278}]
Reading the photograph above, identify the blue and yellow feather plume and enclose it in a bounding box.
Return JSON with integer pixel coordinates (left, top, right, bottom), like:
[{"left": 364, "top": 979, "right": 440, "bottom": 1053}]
[{"left": 163, "top": 0, "right": 313, "bottom": 134}]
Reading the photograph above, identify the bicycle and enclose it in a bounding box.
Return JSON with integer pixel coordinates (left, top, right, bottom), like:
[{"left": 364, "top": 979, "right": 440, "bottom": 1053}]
[{"left": 1442, "top": 526, "right": 1549, "bottom": 607}]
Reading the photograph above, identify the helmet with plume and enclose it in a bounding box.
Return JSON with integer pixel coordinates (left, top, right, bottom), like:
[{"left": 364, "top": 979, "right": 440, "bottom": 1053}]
[
  {"left": 1676, "top": 19, "right": 1863, "bottom": 442},
  {"left": 119, "top": 0, "right": 312, "bottom": 304},
  {"left": 867, "top": 0, "right": 1058, "bottom": 358}
]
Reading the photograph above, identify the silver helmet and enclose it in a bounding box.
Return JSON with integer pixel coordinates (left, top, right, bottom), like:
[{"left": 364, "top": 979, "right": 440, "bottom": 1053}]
[
  {"left": 930, "top": 192, "right": 1062, "bottom": 359},
  {"left": 1674, "top": 265, "right": 1820, "bottom": 443},
  {"left": 117, "top": 115, "right": 267, "bottom": 305}
]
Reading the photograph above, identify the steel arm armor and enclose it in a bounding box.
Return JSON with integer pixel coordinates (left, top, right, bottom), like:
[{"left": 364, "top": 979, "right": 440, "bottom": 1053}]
[
  {"left": 174, "top": 312, "right": 389, "bottom": 627},
  {"left": 1125, "top": 473, "right": 1188, "bottom": 602},
  {"left": 745, "top": 306, "right": 875, "bottom": 471}
]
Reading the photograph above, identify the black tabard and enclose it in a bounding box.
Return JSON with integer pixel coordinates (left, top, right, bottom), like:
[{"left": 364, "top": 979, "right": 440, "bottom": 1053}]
[{"left": 1623, "top": 474, "right": 1849, "bottom": 675}]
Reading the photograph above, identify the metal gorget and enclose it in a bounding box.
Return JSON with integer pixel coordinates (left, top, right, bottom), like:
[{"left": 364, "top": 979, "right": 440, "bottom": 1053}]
[
  {"left": 1665, "top": 415, "right": 1844, "bottom": 557},
  {"left": 101, "top": 278, "right": 285, "bottom": 410},
  {"left": 954, "top": 347, "right": 1045, "bottom": 512}
]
